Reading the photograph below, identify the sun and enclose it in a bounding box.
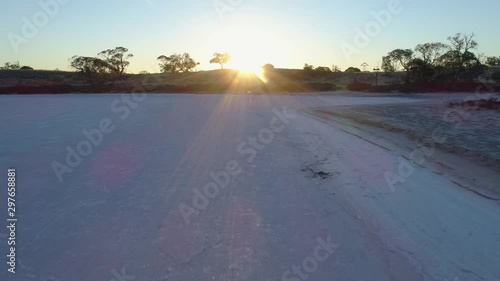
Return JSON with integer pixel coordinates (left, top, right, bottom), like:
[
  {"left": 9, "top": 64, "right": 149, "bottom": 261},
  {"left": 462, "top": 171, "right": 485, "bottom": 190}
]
[
  {"left": 236, "top": 63, "right": 265, "bottom": 77},
  {"left": 218, "top": 24, "right": 274, "bottom": 78},
  {"left": 228, "top": 49, "right": 265, "bottom": 76}
]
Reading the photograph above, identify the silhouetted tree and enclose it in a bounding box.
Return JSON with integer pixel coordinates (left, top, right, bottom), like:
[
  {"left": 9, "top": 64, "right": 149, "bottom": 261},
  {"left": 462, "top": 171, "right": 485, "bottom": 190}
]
[
  {"left": 20, "top": 66, "right": 34, "bottom": 70},
  {"left": 210, "top": 53, "right": 231, "bottom": 69},
  {"left": 157, "top": 53, "right": 199, "bottom": 73},
  {"left": 303, "top": 64, "right": 314, "bottom": 71},
  {"left": 69, "top": 56, "right": 112, "bottom": 82},
  {"left": 446, "top": 33, "right": 478, "bottom": 70},
  {"left": 303, "top": 64, "right": 332, "bottom": 77},
  {"left": 262, "top": 64, "right": 275, "bottom": 72},
  {"left": 407, "top": 58, "right": 434, "bottom": 83},
  {"left": 414, "top": 42, "right": 448, "bottom": 65},
  {"left": 381, "top": 56, "right": 397, "bottom": 73},
  {"left": 0, "top": 61, "right": 20, "bottom": 70},
  {"left": 98, "top": 47, "right": 133, "bottom": 75},
  {"left": 485, "top": 56, "right": 500, "bottom": 66},
  {"left": 314, "top": 66, "right": 332, "bottom": 73},
  {"left": 432, "top": 33, "right": 486, "bottom": 80},
  {"left": 386, "top": 49, "right": 414, "bottom": 71},
  {"left": 345, "top": 67, "right": 361, "bottom": 73},
  {"left": 380, "top": 33, "right": 487, "bottom": 83},
  {"left": 331, "top": 64, "right": 342, "bottom": 72}
]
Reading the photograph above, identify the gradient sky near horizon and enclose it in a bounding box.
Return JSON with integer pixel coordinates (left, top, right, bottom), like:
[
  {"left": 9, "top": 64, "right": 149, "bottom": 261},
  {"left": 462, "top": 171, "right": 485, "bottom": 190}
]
[{"left": 0, "top": 0, "right": 499, "bottom": 73}]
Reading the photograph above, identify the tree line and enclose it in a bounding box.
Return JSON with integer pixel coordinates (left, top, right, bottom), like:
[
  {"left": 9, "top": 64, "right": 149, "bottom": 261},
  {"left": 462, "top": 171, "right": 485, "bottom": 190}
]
[
  {"left": 0, "top": 61, "right": 33, "bottom": 70},
  {"left": 381, "top": 33, "right": 500, "bottom": 82},
  {"left": 3, "top": 32, "right": 499, "bottom": 84},
  {"left": 67, "top": 47, "right": 233, "bottom": 80}
]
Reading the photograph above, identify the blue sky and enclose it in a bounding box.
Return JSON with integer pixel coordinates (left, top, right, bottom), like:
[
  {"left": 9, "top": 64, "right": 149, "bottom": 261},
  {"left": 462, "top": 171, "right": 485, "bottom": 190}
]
[{"left": 0, "top": 0, "right": 499, "bottom": 73}]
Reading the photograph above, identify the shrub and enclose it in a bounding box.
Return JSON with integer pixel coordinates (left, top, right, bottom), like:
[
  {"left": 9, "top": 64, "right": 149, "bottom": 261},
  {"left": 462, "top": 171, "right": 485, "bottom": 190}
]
[
  {"left": 345, "top": 67, "right": 361, "bottom": 73},
  {"left": 262, "top": 64, "right": 275, "bottom": 72},
  {"left": 491, "top": 71, "right": 500, "bottom": 83}
]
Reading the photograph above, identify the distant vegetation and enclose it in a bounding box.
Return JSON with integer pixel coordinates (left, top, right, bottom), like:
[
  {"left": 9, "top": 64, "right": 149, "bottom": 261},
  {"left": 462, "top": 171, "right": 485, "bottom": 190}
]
[
  {"left": 0, "top": 61, "right": 34, "bottom": 70},
  {"left": 2, "top": 31, "right": 500, "bottom": 94},
  {"left": 69, "top": 46, "right": 133, "bottom": 83},
  {"left": 1, "top": 61, "right": 20, "bottom": 70},
  {"left": 381, "top": 33, "right": 488, "bottom": 83},
  {"left": 157, "top": 53, "right": 199, "bottom": 73},
  {"left": 301, "top": 64, "right": 346, "bottom": 79},
  {"left": 331, "top": 65, "right": 342, "bottom": 72},
  {"left": 303, "top": 64, "right": 332, "bottom": 74},
  {"left": 262, "top": 63, "right": 275, "bottom": 72},
  {"left": 97, "top": 47, "right": 133, "bottom": 75},
  {"left": 210, "top": 53, "right": 231, "bottom": 69},
  {"left": 345, "top": 67, "right": 361, "bottom": 73},
  {"left": 485, "top": 56, "right": 500, "bottom": 66}
]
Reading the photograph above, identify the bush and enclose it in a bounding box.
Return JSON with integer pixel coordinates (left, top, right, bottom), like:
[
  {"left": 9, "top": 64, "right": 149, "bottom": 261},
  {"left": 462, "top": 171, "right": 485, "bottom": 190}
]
[
  {"left": 345, "top": 67, "right": 361, "bottom": 73},
  {"left": 491, "top": 71, "right": 500, "bottom": 83},
  {"left": 262, "top": 64, "right": 275, "bottom": 72},
  {"left": 20, "top": 66, "right": 34, "bottom": 70}
]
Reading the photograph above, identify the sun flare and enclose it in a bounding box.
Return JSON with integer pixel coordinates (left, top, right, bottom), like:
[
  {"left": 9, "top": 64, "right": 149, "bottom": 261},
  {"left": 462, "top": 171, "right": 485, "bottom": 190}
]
[
  {"left": 238, "top": 64, "right": 265, "bottom": 77},
  {"left": 218, "top": 24, "right": 276, "bottom": 78},
  {"left": 228, "top": 50, "right": 264, "bottom": 76}
]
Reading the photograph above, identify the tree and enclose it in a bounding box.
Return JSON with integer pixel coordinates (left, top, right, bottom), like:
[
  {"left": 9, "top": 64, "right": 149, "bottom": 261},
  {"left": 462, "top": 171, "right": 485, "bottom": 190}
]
[
  {"left": 387, "top": 49, "right": 414, "bottom": 71},
  {"left": 303, "top": 63, "right": 314, "bottom": 71},
  {"left": 69, "top": 56, "right": 112, "bottom": 82},
  {"left": 303, "top": 64, "right": 332, "bottom": 77},
  {"left": 406, "top": 58, "right": 434, "bottom": 83},
  {"left": 157, "top": 53, "right": 199, "bottom": 73},
  {"left": 179, "top": 53, "right": 200, "bottom": 72},
  {"left": 210, "top": 53, "right": 231, "bottom": 69},
  {"left": 97, "top": 47, "right": 133, "bottom": 75},
  {"left": 262, "top": 63, "right": 275, "bottom": 72},
  {"left": 20, "top": 66, "right": 34, "bottom": 70},
  {"left": 345, "top": 67, "right": 361, "bottom": 73},
  {"left": 381, "top": 56, "right": 397, "bottom": 73},
  {"left": 331, "top": 64, "right": 342, "bottom": 72},
  {"left": 485, "top": 56, "right": 500, "bottom": 66},
  {"left": 414, "top": 42, "right": 448, "bottom": 65},
  {"left": 434, "top": 33, "right": 484, "bottom": 81},
  {"left": 437, "top": 50, "right": 485, "bottom": 80},
  {"left": 314, "top": 66, "right": 332, "bottom": 73},
  {"left": 0, "top": 61, "right": 20, "bottom": 70},
  {"left": 445, "top": 33, "right": 478, "bottom": 70},
  {"left": 157, "top": 54, "right": 180, "bottom": 73}
]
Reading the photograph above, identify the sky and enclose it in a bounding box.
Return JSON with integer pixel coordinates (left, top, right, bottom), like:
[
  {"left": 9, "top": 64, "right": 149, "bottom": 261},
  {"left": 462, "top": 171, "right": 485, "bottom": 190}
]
[{"left": 0, "top": 0, "right": 499, "bottom": 73}]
